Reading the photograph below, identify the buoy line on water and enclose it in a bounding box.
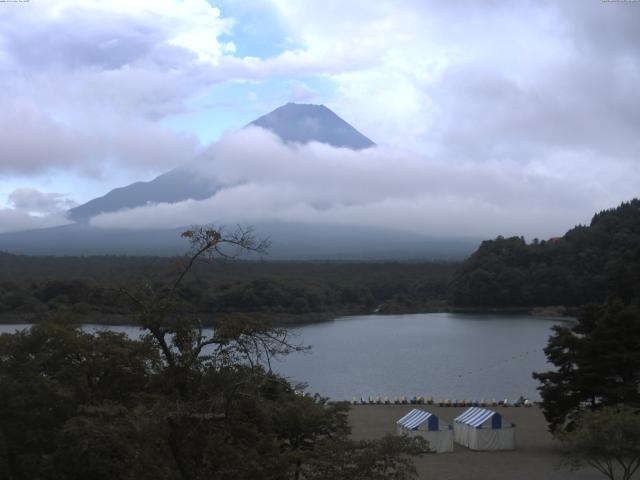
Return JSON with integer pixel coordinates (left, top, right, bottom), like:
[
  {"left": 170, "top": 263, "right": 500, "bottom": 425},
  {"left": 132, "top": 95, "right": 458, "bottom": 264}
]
[{"left": 454, "top": 348, "right": 540, "bottom": 379}]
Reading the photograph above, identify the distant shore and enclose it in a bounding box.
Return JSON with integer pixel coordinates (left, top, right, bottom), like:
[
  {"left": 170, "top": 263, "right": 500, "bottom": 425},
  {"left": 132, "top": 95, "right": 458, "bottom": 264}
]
[
  {"left": 0, "top": 310, "right": 358, "bottom": 327},
  {"left": 0, "top": 304, "right": 577, "bottom": 327}
]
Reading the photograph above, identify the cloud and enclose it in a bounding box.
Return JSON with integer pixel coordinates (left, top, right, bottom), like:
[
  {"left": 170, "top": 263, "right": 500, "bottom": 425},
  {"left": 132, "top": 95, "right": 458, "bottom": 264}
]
[
  {"left": 266, "top": 0, "right": 640, "bottom": 162},
  {"left": 0, "top": 187, "right": 74, "bottom": 233},
  {"left": 0, "top": 101, "right": 200, "bottom": 176},
  {"left": 290, "top": 81, "right": 321, "bottom": 102},
  {"left": 0, "top": 208, "right": 72, "bottom": 234},
  {"left": 8, "top": 188, "right": 77, "bottom": 215},
  {"left": 2, "top": 0, "right": 640, "bottom": 240},
  {"left": 0, "top": 0, "right": 231, "bottom": 178},
  {"left": 90, "top": 127, "right": 640, "bottom": 239}
]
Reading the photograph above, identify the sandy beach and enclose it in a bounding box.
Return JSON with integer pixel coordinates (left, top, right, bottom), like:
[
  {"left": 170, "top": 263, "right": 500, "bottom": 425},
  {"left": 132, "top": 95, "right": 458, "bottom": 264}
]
[{"left": 349, "top": 405, "right": 603, "bottom": 480}]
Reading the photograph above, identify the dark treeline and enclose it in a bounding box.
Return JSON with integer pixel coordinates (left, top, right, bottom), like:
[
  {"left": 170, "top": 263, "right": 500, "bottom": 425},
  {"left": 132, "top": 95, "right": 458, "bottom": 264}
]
[
  {"left": 451, "top": 199, "right": 640, "bottom": 308},
  {"left": 517, "top": 200, "right": 640, "bottom": 436},
  {"left": 0, "top": 254, "right": 457, "bottom": 324}
]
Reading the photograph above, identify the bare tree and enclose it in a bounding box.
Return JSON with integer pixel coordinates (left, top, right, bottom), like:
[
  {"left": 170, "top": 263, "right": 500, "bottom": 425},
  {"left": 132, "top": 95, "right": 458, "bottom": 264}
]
[{"left": 120, "top": 225, "right": 304, "bottom": 376}]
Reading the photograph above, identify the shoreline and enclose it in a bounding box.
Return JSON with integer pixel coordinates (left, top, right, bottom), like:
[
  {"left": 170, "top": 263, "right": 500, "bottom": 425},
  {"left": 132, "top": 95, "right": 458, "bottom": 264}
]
[{"left": 0, "top": 304, "right": 579, "bottom": 327}]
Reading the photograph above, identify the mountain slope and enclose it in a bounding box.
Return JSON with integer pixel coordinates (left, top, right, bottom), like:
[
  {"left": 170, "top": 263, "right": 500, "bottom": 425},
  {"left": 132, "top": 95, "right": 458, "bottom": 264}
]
[
  {"left": 0, "top": 103, "right": 477, "bottom": 260},
  {"left": 0, "top": 221, "right": 478, "bottom": 260},
  {"left": 67, "top": 103, "right": 374, "bottom": 223},
  {"left": 67, "top": 168, "right": 217, "bottom": 223}
]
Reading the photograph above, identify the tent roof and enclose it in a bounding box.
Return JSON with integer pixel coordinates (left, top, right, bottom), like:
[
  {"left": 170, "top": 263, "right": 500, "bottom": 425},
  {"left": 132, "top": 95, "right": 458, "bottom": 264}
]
[
  {"left": 454, "top": 407, "right": 499, "bottom": 428},
  {"left": 397, "top": 409, "right": 435, "bottom": 430}
]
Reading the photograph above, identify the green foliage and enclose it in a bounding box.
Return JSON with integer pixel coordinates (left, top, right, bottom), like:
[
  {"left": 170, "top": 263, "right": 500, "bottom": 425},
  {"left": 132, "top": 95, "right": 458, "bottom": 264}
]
[
  {"left": 0, "top": 321, "right": 424, "bottom": 479},
  {"left": 0, "top": 227, "right": 425, "bottom": 479},
  {"left": 0, "top": 323, "right": 158, "bottom": 479},
  {"left": 0, "top": 256, "right": 456, "bottom": 322},
  {"left": 305, "top": 435, "right": 428, "bottom": 480},
  {"left": 558, "top": 405, "right": 640, "bottom": 480},
  {"left": 452, "top": 199, "right": 640, "bottom": 307},
  {"left": 533, "top": 302, "right": 640, "bottom": 432},
  {"left": 53, "top": 405, "right": 177, "bottom": 480}
]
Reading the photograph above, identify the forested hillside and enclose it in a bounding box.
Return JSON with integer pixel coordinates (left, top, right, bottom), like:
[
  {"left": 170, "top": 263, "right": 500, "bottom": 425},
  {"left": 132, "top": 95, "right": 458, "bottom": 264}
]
[
  {"left": 451, "top": 199, "right": 640, "bottom": 308},
  {"left": 0, "top": 254, "right": 456, "bottom": 324}
]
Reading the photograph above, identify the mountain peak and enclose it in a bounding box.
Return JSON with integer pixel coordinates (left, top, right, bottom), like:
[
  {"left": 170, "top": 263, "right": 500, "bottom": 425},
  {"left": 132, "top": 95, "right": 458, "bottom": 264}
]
[
  {"left": 67, "top": 103, "right": 375, "bottom": 223},
  {"left": 248, "top": 102, "right": 375, "bottom": 150}
]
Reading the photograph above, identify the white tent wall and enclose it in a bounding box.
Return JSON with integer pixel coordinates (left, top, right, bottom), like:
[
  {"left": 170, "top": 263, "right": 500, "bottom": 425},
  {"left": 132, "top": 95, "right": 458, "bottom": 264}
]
[
  {"left": 453, "top": 407, "right": 516, "bottom": 451},
  {"left": 396, "top": 409, "right": 454, "bottom": 453},
  {"left": 453, "top": 423, "right": 515, "bottom": 451},
  {"left": 403, "top": 428, "right": 454, "bottom": 453}
]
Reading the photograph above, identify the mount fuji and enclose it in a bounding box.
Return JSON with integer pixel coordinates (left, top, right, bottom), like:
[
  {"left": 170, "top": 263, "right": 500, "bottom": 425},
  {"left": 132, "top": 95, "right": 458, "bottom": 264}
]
[
  {"left": 0, "top": 104, "right": 477, "bottom": 259},
  {"left": 67, "top": 103, "right": 374, "bottom": 223}
]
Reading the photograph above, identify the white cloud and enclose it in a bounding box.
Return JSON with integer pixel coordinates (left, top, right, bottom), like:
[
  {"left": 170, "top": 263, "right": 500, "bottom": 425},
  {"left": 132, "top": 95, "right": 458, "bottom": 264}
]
[
  {"left": 265, "top": 0, "right": 640, "bottom": 161},
  {"left": 0, "top": 208, "right": 71, "bottom": 234},
  {"left": 0, "top": 0, "right": 231, "bottom": 179},
  {"left": 2, "top": 0, "right": 640, "bottom": 240},
  {"left": 90, "top": 127, "right": 640, "bottom": 239},
  {"left": 8, "top": 187, "right": 77, "bottom": 215},
  {"left": 0, "top": 187, "right": 74, "bottom": 233}
]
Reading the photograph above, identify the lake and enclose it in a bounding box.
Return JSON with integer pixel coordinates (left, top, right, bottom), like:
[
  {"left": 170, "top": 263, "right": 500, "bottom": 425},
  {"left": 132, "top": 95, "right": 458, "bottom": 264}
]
[{"left": 0, "top": 313, "right": 567, "bottom": 401}]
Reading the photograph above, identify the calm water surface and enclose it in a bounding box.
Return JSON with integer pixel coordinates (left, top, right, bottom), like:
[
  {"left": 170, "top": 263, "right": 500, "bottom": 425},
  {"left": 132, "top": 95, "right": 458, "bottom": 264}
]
[{"left": 0, "top": 313, "right": 567, "bottom": 401}]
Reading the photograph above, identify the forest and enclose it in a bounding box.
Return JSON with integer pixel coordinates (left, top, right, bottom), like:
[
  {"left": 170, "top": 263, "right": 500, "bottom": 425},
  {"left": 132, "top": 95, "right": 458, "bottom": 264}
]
[
  {"left": 2, "top": 200, "right": 640, "bottom": 325},
  {"left": 451, "top": 199, "right": 640, "bottom": 309},
  {"left": 0, "top": 253, "right": 456, "bottom": 325}
]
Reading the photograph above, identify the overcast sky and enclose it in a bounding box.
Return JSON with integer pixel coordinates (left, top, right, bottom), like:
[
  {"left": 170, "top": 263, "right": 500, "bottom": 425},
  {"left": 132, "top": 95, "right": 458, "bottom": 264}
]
[{"left": 0, "top": 0, "right": 639, "bottom": 238}]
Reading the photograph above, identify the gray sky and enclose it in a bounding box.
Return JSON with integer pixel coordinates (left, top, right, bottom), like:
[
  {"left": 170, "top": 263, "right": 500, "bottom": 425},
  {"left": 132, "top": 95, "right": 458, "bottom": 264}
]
[{"left": 0, "top": 0, "right": 639, "bottom": 239}]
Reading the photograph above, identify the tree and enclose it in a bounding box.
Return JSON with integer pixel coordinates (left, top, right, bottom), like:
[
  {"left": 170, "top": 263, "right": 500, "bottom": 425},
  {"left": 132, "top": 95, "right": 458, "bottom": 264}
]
[
  {"left": 558, "top": 405, "right": 640, "bottom": 480},
  {"left": 533, "top": 301, "right": 640, "bottom": 432},
  {"left": 0, "top": 225, "right": 427, "bottom": 479},
  {"left": 305, "top": 434, "right": 428, "bottom": 480},
  {"left": 451, "top": 198, "right": 640, "bottom": 309},
  {"left": 0, "top": 323, "right": 159, "bottom": 479}
]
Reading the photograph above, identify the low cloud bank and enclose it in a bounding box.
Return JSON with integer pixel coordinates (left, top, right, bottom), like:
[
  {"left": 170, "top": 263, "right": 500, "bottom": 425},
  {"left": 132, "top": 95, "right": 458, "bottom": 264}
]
[
  {"left": 89, "top": 127, "right": 639, "bottom": 240},
  {"left": 0, "top": 187, "right": 74, "bottom": 233}
]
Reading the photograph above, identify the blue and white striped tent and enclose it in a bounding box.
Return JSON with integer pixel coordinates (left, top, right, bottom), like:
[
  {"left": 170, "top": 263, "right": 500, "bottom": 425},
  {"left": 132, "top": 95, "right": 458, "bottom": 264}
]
[
  {"left": 396, "top": 409, "right": 453, "bottom": 453},
  {"left": 397, "top": 409, "right": 439, "bottom": 431},
  {"left": 455, "top": 407, "right": 503, "bottom": 429},
  {"left": 454, "top": 407, "right": 515, "bottom": 450}
]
